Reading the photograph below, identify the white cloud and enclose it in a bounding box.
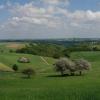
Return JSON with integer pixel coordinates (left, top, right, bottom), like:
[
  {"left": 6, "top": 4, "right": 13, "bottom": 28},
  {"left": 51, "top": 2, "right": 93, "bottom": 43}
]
[
  {"left": 1, "top": 1, "right": 100, "bottom": 39},
  {"left": 44, "top": 0, "right": 69, "bottom": 4}
]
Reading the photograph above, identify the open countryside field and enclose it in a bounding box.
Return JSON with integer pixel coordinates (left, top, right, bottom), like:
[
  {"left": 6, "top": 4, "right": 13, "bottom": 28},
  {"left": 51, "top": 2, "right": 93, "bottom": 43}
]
[
  {"left": 0, "top": 42, "right": 26, "bottom": 53},
  {"left": 0, "top": 53, "right": 55, "bottom": 73},
  {"left": 0, "top": 63, "right": 13, "bottom": 72},
  {"left": 0, "top": 43, "right": 100, "bottom": 100},
  {"left": 1, "top": 0, "right": 100, "bottom": 99}
]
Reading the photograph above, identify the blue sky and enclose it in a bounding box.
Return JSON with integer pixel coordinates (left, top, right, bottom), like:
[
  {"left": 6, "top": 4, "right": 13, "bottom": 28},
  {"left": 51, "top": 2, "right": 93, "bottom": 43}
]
[
  {"left": 0, "top": 0, "right": 100, "bottom": 39},
  {"left": 70, "top": 0, "right": 100, "bottom": 11}
]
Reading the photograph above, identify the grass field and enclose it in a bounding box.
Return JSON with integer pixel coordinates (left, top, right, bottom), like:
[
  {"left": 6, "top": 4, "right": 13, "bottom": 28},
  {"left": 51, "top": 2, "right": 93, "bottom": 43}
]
[
  {"left": 0, "top": 44, "right": 100, "bottom": 100},
  {"left": 0, "top": 63, "right": 13, "bottom": 72},
  {"left": 0, "top": 53, "right": 55, "bottom": 73},
  {"left": 0, "top": 42, "right": 26, "bottom": 53}
]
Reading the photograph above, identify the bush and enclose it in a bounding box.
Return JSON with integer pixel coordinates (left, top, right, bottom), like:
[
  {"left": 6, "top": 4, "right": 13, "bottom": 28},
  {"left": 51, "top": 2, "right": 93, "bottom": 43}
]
[{"left": 12, "top": 64, "right": 18, "bottom": 72}]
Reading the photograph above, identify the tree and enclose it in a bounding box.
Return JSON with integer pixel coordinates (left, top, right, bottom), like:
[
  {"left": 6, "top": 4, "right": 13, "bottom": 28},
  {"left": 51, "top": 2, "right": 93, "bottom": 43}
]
[
  {"left": 54, "top": 58, "right": 75, "bottom": 76},
  {"left": 1, "top": 50, "right": 4, "bottom": 53},
  {"left": 9, "top": 49, "right": 14, "bottom": 53},
  {"left": 12, "top": 64, "right": 18, "bottom": 72},
  {"left": 22, "top": 68, "right": 35, "bottom": 78},
  {"left": 53, "top": 53, "right": 61, "bottom": 59},
  {"left": 74, "top": 59, "right": 91, "bottom": 75},
  {"left": 63, "top": 49, "right": 71, "bottom": 58}
]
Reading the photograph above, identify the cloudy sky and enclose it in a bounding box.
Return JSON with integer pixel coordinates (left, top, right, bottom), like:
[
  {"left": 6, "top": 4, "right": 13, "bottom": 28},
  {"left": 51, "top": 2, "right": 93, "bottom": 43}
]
[{"left": 0, "top": 0, "right": 100, "bottom": 39}]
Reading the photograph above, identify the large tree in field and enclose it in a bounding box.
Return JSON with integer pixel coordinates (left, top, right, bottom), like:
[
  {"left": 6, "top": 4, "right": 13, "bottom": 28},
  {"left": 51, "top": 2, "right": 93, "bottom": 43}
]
[
  {"left": 22, "top": 68, "right": 35, "bottom": 78},
  {"left": 54, "top": 58, "right": 75, "bottom": 76},
  {"left": 74, "top": 59, "right": 91, "bottom": 75}
]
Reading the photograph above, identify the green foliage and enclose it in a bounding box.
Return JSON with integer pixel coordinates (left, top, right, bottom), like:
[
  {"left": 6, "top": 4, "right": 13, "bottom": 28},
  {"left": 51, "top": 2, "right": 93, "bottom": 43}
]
[
  {"left": 0, "top": 51, "right": 100, "bottom": 100},
  {"left": 68, "top": 42, "right": 100, "bottom": 52},
  {"left": 12, "top": 64, "right": 18, "bottom": 72},
  {"left": 22, "top": 68, "right": 35, "bottom": 78},
  {"left": 0, "top": 53, "right": 55, "bottom": 73},
  {"left": 53, "top": 53, "right": 61, "bottom": 59},
  {"left": 16, "top": 43, "right": 70, "bottom": 58},
  {"left": 9, "top": 49, "right": 14, "bottom": 53}
]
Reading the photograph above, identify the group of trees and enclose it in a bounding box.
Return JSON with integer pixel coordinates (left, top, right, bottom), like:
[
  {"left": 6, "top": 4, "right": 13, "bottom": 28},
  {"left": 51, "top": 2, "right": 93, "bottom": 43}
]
[
  {"left": 54, "top": 58, "right": 91, "bottom": 76},
  {"left": 68, "top": 42, "right": 100, "bottom": 52},
  {"left": 15, "top": 42, "right": 100, "bottom": 61},
  {"left": 16, "top": 43, "right": 70, "bottom": 59},
  {"left": 12, "top": 58, "right": 91, "bottom": 78}
]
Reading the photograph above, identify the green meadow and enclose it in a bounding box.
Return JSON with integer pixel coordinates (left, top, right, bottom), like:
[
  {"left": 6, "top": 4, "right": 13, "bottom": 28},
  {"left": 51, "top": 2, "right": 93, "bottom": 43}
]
[{"left": 0, "top": 43, "right": 100, "bottom": 100}]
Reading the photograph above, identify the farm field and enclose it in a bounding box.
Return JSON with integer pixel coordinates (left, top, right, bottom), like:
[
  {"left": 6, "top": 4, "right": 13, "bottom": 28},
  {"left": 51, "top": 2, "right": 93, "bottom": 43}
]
[{"left": 0, "top": 43, "right": 100, "bottom": 100}]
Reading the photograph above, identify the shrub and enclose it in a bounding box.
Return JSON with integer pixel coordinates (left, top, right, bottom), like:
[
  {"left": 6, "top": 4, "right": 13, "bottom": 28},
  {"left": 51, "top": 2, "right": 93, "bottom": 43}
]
[{"left": 12, "top": 64, "right": 18, "bottom": 72}]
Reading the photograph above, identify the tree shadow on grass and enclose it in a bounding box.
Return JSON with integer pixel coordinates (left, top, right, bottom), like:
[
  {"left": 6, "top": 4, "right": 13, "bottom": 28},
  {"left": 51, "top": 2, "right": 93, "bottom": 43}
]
[
  {"left": 46, "top": 74, "right": 84, "bottom": 78},
  {"left": 46, "top": 74, "right": 69, "bottom": 78},
  {"left": 21, "top": 76, "right": 31, "bottom": 79}
]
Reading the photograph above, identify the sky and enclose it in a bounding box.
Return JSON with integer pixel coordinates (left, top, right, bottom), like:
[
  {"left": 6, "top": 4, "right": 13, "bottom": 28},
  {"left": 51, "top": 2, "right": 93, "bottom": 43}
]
[{"left": 0, "top": 0, "right": 100, "bottom": 39}]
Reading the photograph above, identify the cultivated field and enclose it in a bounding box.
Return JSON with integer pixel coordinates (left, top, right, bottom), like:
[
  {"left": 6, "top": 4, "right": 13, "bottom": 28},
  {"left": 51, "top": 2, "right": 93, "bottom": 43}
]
[{"left": 0, "top": 43, "right": 100, "bottom": 100}]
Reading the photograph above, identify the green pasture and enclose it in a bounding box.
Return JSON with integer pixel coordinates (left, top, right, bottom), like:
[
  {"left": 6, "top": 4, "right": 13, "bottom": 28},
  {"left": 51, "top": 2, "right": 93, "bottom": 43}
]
[{"left": 0, "top": 44, "right": 100, "bottom": 100}]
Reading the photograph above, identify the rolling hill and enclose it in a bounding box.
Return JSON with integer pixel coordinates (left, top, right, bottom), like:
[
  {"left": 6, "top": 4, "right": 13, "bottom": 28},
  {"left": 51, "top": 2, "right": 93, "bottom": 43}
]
[
  {"left": 0, "top": 46, "right": 100, "bottom": 100},
  {"left": 0, "top": 53, "right": 55, "bottom": 73},
  {"left": 0, "top": 63, "right": 13, "bottom": 72}
]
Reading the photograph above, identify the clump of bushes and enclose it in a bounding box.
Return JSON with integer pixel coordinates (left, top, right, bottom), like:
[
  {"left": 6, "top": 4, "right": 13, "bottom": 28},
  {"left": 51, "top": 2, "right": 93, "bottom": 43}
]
[{"left": 54, "top": 58, "right": 91, "bottom": 76}]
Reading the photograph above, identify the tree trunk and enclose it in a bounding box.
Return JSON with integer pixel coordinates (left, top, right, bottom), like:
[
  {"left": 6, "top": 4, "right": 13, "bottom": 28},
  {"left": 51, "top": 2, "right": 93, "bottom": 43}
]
[
  {"left": 79, "top": 71, "right": 82, "bottom": 76},
  {"left": 71, "top": 72, "right": 75, "bottom": 76},
  {"left": 28, "top": 74, "right": 31, "bottom": 78},
  {"left": 61, "top": 71, "right": 64, "bottom": 76}
]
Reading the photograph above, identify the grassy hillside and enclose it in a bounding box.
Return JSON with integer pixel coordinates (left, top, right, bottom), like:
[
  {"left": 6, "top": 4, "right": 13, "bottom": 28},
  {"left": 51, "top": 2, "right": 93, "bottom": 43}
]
[
  {"left": 0, "top": 63, "right": 13, "bottom": 72},
  {"left": 0, "top": 42, "right": 26, "bottom": 53},
  {"left": 0, "top": 50, "right": 100, "bottom": 100},
  {"left": 0, "top": 53, "right": 55, "bottom": 73}
]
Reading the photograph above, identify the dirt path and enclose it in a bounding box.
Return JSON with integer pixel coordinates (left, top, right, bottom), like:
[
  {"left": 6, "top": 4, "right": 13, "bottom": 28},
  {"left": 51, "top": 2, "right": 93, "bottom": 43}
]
[{"left": 40, "top": 56, "right": 49, "bottom": 65}]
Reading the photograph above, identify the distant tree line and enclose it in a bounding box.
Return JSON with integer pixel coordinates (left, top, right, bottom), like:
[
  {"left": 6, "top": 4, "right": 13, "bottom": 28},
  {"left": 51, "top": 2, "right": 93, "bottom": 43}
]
[
  {"left": 15, "top": 42, "right": 100, "bottom": 59},
  {"left": 68, "top": 42, "right": 100, "bottom": 51},
  {"left": 16, "top": 43, "right": 70, "bottom": 58}
]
